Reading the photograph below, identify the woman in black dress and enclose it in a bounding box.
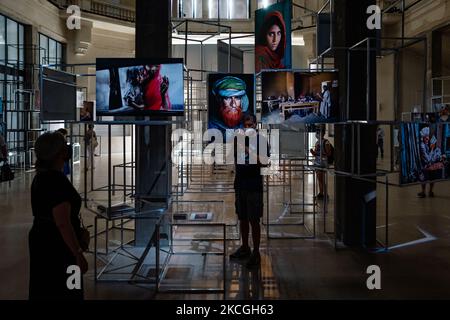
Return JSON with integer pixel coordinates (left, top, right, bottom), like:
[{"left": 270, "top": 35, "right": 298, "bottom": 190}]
[{"left": 29, "top": 132, "right": 88, "bottom": 300}]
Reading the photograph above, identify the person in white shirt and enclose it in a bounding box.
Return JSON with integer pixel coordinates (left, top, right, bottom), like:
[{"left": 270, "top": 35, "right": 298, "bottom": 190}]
[
  {"left": 84, "top": 124, "right": 98, "bottom": 170},
  {"left": 318, "top": 84, "right": 331, "bottom": 118}
]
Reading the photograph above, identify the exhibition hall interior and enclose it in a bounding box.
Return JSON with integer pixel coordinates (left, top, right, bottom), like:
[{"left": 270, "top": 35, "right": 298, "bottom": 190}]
[{"left": 1, "top": 0, "right": 450, "bottom": 300}]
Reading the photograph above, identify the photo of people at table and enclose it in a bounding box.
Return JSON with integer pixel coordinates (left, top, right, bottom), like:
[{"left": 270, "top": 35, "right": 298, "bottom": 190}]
[{"left": 261, "top": 71, "right": 338, "bottom": 124}]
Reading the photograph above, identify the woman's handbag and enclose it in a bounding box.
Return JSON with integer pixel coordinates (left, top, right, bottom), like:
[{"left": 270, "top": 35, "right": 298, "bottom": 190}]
[
  {"left": 0, "top": 162, "right": 14, "bottom": 182},
  {"left": 78, "top": 218, "right": 90, "bottom": 252}
]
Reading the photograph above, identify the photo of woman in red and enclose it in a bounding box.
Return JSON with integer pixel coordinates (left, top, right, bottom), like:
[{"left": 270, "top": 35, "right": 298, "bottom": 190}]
[
  {"left": 142, "top": 65, "right": 171, "bottom": 111},
  {"left": 123, "top": 65, "right": 171, "bottom": 111}
]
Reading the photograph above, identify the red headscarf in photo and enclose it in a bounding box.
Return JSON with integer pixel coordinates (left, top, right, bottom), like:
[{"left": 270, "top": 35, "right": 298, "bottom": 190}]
[{"left": 255, "top": 10, "right": 287, "bottom": 72}]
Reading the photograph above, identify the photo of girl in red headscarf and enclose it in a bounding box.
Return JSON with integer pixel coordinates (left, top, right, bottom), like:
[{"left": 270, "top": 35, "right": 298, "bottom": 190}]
[{"left": 255, "top": 1, "right": 292, "bottom": 73}]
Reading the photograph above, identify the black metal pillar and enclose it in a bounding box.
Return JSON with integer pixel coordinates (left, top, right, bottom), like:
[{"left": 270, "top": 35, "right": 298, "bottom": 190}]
[
  {"left": 334, "top": 0, "right": 377, "bottom": 247},
  {"left": 135, "top": 0, "right": 172, "bottom": 245}
]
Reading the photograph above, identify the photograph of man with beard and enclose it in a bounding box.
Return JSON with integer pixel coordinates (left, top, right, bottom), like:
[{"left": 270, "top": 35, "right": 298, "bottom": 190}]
[{"left": 208, "top": 74, "right": 255, "bottom": 137}]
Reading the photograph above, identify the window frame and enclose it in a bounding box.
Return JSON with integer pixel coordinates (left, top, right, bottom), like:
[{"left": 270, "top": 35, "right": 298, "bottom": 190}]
[
  {"left": 38, "top": 33, "right": 66, "bottom": 70},
  {"left": 173, "top": 0, "right": 250, "bottom": 20}
]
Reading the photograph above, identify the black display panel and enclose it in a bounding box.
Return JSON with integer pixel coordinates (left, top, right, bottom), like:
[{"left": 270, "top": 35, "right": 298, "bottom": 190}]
[
  {"left": 41, "top": 67, "right": 77, "bottom": 121},
  {"left": 317, "top": 13, "right": 331, "bottom": 57}
]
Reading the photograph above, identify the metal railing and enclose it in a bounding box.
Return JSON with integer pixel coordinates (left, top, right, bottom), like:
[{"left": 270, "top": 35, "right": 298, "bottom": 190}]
[
  {"left": 90, "top": 0, "right": 135, "bottom": 22},
  {"left": 381, "top": 0, "right": 425, "bottom": 13},
  {"left": 48, "top": 0, "right": 135, "bottom": 22}
]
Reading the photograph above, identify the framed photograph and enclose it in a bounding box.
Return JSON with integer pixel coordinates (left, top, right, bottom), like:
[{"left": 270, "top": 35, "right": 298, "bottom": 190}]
[
  {"left": 261, "top": 71, "right": 339, "bottom": 124},
  {"left": 400, "top": 123, "right": 450, "bottom": 185},
  {"left": 255, "top": 0, "right": 292, "bottom": 73},
  {"left": 208, "top": 73, "right": 255, "bottom": 136},
  {"left": 96, "top": 58, "right": 184, "bottom": 116}
]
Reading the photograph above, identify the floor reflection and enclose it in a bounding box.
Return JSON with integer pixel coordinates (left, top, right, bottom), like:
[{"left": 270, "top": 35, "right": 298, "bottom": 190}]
[{"left": 227, "top": 248, "right": 279, "bottom": 300}]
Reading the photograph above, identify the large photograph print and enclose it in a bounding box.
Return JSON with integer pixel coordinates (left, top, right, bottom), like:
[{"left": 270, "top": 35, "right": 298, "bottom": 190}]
[
  {"left": 261, "top": 71, "right": 338, "bottom": 124},
  {"left": 96, "top": 58, "right": 184, "bottom": 116},
  {"left": 400, "top": 123, "right": 450, "bottom": 185},
  {"left": 255, "top": 0, "right": 292, "bottom": 73},
  {"left": 208, "top": 73, "right": 255, "bottom": 135}
]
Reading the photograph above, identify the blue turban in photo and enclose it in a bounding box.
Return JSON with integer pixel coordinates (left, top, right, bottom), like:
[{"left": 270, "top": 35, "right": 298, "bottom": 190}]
[
  {"left": 420, "top": 127, "right": 429, "bottom": 137},
  {"left": 212, "top": 76, "right": 249, "bottom": 113}
]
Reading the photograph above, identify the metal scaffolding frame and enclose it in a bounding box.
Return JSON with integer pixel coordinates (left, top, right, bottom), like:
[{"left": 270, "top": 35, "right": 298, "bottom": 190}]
[
  {"left": 348, "top": 37, "right": 427, "bottom": 121},
  {"left": 1, "top": 44, "right": 45, "bottom": 171}
]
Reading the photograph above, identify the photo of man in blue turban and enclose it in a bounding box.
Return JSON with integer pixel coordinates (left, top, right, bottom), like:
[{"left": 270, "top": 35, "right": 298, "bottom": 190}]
[{"left": 208, "top": 74, "right": 254, "bottom": 132}]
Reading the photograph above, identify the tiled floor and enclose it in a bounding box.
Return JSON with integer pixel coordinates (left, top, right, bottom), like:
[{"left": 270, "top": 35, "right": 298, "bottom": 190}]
[{"left": 1, "top": 155, "right": 450, "bottom": 300}]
